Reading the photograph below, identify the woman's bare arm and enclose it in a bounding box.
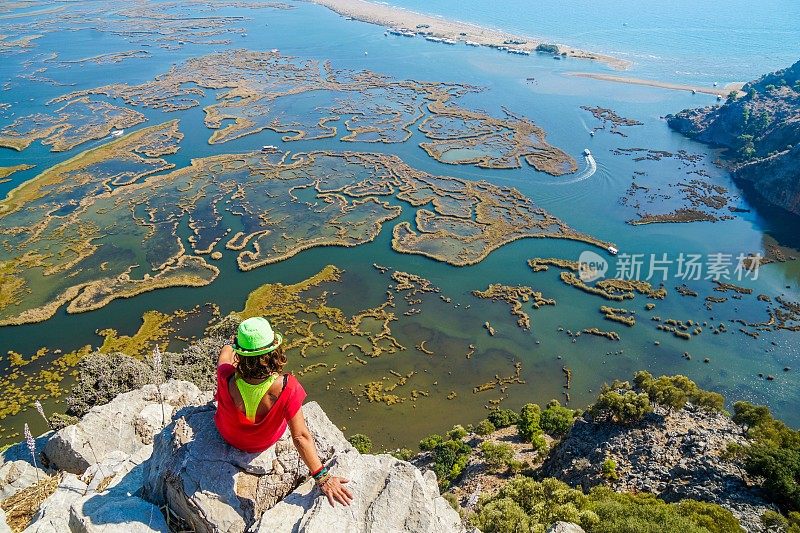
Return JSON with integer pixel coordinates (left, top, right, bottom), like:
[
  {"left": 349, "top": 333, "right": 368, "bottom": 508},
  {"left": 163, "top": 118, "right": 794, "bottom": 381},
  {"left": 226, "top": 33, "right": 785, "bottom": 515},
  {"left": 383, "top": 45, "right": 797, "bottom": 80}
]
[
  {"left": 218, "top": 342, "right": 236, "bottom": 367},
  {"left": 288, "top": 407, "right": 353, "bottom": 506}
]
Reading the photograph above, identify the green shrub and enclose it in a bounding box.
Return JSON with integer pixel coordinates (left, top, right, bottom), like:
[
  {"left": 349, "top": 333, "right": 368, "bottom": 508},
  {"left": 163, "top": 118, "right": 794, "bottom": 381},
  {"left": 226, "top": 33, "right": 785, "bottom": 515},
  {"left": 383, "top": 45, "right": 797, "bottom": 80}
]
[
  {"left": 430, "top": 439, "right": 472, "bottom": 490},
  {"left": 419, "top": 433, "right": 444, "bottom": 451},
  {"left": 474, "top": 497, "right": 532, "bottom": 532},
  {"left": 49, "top": 412, "right": 79, "bottom": 431},
  {"left": 588, "top": 486, "right": 740, "bottom": 533},
  {"left": 474, "top": 476, "right": 742, "bottom": 533},
  {"left": 390, "top": 447, "right": 416, "bottom": 461},
  {"left": 442, "top": 492, "right": 460, "bottom": 511},
  {"left": 601, "top": 458, "right": 618, "bottom": 481},
  {"left": 487, "top": 408, "right": 519, "bottom": 429},
  {"left": 517, "top": 403, "right": 543, "bottom": 442},
  {"left": 531, "top": 433, "right": 549, "bottom": 454},
  {"left": 591, "top": 388, "right": 652, "bottom": 424},
  {"left": 480, "top": 441, "right": 515, "bottom": 471},
  {"left": 476, "top": 418, "right": 496, "bottom": 436},
  {"left": 447, "top": 424, "right": 468, "bottom": 441},
  {"left": 731, "top": 401, "right": 800, "bottom": 511},
  {"left": 540, "top": 400, "right": 575, "bottom": 437},
  {"left": 474, "top": 477, "right": 594, "bottom": 532},
  {"left": 760, "top": 509, "right": 787, "bottom": 530},
  {"left": 348, "top": 433, "right": 372, "bottom": 454}
]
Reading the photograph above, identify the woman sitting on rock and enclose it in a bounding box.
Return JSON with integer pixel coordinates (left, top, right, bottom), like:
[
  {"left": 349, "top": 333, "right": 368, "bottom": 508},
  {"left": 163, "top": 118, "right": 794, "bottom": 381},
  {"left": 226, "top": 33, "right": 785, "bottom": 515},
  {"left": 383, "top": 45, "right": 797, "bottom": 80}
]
[{"left": 214, "top": 316, "right": 353, "bottom": 507}]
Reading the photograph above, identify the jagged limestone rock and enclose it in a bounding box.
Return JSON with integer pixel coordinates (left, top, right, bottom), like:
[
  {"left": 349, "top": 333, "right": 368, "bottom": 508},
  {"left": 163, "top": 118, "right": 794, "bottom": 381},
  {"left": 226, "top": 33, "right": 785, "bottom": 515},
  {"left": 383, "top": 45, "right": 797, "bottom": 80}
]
[
  {"left": 0, "top": 432, "right": 51, "bottom": 500},
  {"left": 22, "top": 474, "right": 88, "bottom": 533},
  {"left": 43, "top": 381, "right": 208, "bottom": 474},
  {"left": 256, "top": 449, "right": 468, "bottom": 533},
  {"left": 143, "top": 401, "right": 345, "bottom": 533},
  {"left": 68, "top": 493, "right": 167, "bottom": 533},
  {"left": 0, "top": 508, "right": 10, "bottom": 533},
  {"left": 546, "top": 523, "right": 586, "bottom": 533}
]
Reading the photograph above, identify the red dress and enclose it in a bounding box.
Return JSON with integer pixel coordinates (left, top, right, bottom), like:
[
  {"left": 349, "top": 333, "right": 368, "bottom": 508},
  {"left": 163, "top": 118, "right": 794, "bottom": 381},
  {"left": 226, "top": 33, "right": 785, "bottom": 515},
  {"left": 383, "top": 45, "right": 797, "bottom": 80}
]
[{"left": 214, "top": 364, "right": 307, "bottom": 453}]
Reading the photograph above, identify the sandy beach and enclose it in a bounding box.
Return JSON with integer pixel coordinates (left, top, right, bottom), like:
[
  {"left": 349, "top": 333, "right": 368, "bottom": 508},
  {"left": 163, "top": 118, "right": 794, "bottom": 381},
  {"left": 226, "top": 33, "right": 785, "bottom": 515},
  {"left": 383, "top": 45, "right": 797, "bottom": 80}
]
[
  {"left": 567, "top": 72, "right": 745, "bottom": 96},
  {"left": 307, "top": 0, "right": 631, "bottom": 70}
]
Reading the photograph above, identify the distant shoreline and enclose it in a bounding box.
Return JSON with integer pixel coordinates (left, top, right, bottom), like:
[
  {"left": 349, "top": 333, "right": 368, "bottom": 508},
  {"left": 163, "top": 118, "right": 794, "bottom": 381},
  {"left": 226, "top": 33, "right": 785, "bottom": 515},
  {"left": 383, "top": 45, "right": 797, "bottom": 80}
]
[
  {"left": 568, "top": 72, "right": 745, "bottom": 96},
  {"left": 306, "top": 0, "right": 632, "bottom": 71}
]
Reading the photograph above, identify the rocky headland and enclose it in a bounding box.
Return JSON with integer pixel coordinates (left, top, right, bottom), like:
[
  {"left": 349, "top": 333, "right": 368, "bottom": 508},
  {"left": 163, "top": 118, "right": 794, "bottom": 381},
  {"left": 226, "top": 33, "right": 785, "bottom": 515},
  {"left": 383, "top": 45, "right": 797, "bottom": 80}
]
[{"left": 667, "top": 60, "right": 800, "bottom": 216}]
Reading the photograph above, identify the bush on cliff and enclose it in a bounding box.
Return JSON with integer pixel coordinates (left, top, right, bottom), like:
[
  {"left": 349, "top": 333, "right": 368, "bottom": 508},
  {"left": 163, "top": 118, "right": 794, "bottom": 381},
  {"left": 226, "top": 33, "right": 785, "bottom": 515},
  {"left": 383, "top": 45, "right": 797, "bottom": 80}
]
[
  {"left": 476, "top": 418, "right": 496, "bottom": 435},
  {"left": 473, "top": 476, "right": 741, "bottom": 533},
  {"left": 480, "top": 441, "right": 515, "bottom": 472},
  {"left": 590, "top": 382, "right": 652, "bottom": 424},
  {"left": 517, "top": 403, "right": 548, "bottom": 452},
  {"left": 431, "top": 439, "right": 472, "bottom": 490},
  {"left": 67, "top": 352, "right": 151, "bottom": 417},
  {"left": 487, "top": 408, "right": 519, "bottom": 429},
  {"left": 540, "top": 400, "right": 575, "bottom": 437},
  {"left": 348, "top": 433, "right": 372, "bottom": 454},
  {"left": 633, "top": 371, "right": 725, "bottom": 412},
  {"left": 731, "top": 401, "right": 800, "bottom": 512}
]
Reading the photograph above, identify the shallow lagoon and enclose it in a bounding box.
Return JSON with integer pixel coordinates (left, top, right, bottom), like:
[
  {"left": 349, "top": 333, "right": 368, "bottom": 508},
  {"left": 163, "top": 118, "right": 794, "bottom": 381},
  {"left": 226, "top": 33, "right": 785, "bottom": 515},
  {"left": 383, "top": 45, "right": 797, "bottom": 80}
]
[{"left": 0, "top": 1, "right": 798, "bottom": 448}]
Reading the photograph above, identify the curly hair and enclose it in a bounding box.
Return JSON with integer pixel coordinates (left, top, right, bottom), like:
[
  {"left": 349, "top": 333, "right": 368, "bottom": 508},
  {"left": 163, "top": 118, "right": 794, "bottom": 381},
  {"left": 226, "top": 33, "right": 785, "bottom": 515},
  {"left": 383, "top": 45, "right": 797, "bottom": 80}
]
[{"left": 236, "top": 345, "right": 287, "bottom": 381}]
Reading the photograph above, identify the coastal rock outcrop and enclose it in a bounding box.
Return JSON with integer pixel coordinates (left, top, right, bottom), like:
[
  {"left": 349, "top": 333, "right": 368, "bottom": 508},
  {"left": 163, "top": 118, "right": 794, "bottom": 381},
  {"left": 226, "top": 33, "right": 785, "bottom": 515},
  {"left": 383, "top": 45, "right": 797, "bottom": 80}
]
[
  {"left": 256, "top": 449, "right": 465, "bottom": 533},
  {"left": 43, "top": 380, "right": 208, "bottom": 474},
  {"left": 539, "top": 404, "right": 774, "bottom": 532},
  {"left": 6, "top": 380, "right": 466, "bottom": 533},
  {"left": 667, "top": 59, "right": 800, "bottom": 216},
  {"left": 143, "top": 401, "right": 339, "bottom": 533}
]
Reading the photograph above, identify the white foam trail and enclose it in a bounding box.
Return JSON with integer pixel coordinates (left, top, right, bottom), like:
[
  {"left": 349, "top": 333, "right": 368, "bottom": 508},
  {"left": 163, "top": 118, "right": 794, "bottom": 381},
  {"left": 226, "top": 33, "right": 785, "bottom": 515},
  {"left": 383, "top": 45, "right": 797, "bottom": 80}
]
[{"left": 557, "top": 153, "right": 597, "bottom": 185}]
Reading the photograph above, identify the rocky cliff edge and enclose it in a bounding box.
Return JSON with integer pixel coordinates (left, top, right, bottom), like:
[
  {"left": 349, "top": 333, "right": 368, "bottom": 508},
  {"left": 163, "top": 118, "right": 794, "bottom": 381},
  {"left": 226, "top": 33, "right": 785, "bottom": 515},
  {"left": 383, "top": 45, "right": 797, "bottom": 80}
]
[{"left": 0, "top": 380, "right": 467, "bottom": 533}]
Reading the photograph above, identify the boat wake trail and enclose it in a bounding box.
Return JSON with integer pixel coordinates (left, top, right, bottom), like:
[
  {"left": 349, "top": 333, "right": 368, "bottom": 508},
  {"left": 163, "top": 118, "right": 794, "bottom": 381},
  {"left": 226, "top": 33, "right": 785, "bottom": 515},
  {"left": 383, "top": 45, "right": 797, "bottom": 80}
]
[{"left": 558, "top": 153, "right": 597, "bottom": 185}]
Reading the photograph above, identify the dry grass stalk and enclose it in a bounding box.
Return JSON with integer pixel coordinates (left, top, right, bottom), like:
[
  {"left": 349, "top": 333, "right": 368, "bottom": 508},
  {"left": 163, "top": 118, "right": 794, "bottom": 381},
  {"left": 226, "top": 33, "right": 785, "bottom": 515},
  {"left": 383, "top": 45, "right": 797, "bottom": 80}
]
[{"left": 0, "top": 473, "right": 60, "bottom": 532}]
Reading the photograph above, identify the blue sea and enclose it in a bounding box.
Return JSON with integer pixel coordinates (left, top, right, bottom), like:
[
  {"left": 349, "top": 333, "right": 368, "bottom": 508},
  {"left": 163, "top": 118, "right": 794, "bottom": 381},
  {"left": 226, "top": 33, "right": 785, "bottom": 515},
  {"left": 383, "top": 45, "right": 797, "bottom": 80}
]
[{"left": 384, "top": 0, "right": 800, "bottom": 84}]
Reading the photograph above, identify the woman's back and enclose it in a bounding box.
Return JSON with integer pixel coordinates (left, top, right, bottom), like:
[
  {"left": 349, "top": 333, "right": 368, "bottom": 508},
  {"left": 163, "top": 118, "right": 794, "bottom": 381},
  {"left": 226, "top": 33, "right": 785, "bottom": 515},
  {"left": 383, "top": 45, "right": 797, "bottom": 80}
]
[
  {"left": 214, "top": 363, "right": 306, "bottom": 452},
  {"left": 228, "top": 372, "right": 284, "bottom": 422}
]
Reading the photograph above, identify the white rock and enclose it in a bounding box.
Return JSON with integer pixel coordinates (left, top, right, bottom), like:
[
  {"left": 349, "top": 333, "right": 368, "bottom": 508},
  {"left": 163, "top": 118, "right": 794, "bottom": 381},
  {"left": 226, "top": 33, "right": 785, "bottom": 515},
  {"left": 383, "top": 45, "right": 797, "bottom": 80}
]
[
  {"left": 68, "top": 493, "right": 167, "bottom": 533},
  {"left": 43, "top": 381, "right": 204, "bottom": 474},
  {"left": 23, "top": 474, "right": 87, "bottom": 533},
  {"left": 547, "top": 522, "right": 586, "bottom": 533},
  {"left": 0, "top": 433, "right": 50, "bottom": 500},
  {"left": 256, "top": 450, "right": 467, "bottom": 533},
  {"left": 144, "top": 401, "right": 350, "bottom": 533},
  {"left": 0, "top": 508, "right": 10, "bottom": 533}
]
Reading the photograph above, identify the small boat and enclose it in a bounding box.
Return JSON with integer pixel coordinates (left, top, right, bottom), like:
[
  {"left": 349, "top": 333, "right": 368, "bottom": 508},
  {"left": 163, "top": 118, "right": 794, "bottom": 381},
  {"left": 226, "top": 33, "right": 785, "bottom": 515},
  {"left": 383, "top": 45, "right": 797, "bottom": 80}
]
[
  {"left": 583, "top": 148, "right": 591, "bottom": 156},
  {"left": 110, "top": 129, "right": 124, "bottom": 137},
  {"left": 261, "top": 145, "right": 278, "bottom": 153},
  {"left": 425, "top": 36, "right": 444, "bottom": 43},
  {"left": 441, "top": 38, "right": 457, "bottom": 45},
  {"left": 388, "top": 28, "right": 415, "bottom": 37},
  {"left": 464, "top": 40, "right": 480, "bottom": 46},
  {"left": 607, "top": 246, "right": 618, "bottom": 255},
  {"left": 589, "top": 131, "right": 594, "bottom": 137},
  {"left": 271, "top": 48, "right": 279, "bottom": 53}
]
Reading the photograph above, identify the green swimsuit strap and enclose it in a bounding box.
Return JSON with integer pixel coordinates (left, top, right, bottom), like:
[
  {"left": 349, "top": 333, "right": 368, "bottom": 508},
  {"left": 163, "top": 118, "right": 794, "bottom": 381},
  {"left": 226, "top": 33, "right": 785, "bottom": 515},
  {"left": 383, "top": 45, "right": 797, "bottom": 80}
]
[{"left": 235, "top": 373, "right": 278, "bottom": 421}]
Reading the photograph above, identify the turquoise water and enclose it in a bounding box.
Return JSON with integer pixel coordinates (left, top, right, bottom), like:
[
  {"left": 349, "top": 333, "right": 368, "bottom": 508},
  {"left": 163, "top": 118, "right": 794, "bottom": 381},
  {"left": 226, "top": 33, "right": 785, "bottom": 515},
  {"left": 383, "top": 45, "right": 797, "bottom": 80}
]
[
  {"left": 384, "top": 0, "right": 800, "bottom": 84},
  {"left": 0, "top": 1, "right": 798, "bottom": 447}
]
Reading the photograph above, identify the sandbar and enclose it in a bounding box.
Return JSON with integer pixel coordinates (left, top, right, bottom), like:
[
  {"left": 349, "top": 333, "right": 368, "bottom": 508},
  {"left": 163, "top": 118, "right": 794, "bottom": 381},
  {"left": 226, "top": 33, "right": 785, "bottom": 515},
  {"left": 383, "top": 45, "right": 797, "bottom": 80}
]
[
  {"left": 568, "top": 72, "right": 744, "bottom": 96},
  {"left": 307, "top": 0, "right": 630, "bottom": 70}
]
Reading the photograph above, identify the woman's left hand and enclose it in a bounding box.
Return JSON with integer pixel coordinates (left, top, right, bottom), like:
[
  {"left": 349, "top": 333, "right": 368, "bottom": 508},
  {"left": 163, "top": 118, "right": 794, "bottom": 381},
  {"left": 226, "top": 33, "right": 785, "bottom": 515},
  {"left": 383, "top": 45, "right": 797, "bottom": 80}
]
[{"left": 320, "top": 476, "right": 353, "bottom": 507}]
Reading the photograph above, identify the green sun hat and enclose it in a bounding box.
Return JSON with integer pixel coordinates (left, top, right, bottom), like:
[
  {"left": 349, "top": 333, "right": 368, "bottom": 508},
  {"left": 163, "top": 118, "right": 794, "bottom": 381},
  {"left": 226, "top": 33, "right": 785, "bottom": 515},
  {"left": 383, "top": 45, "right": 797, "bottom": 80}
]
[{"left": 234, "top": 317, "right": 283, "bottom": 357}]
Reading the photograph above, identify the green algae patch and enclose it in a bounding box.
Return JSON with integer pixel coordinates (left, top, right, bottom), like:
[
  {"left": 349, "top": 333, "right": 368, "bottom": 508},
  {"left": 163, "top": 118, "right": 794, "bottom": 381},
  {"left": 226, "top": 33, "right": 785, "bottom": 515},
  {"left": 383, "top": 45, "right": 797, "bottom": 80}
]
[
  {"left": 472, "top": 284, "right": 555, "bottom": 331},
  {"left": 0, "top": 145, "right": 608, "bottom": 326}
]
